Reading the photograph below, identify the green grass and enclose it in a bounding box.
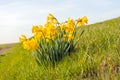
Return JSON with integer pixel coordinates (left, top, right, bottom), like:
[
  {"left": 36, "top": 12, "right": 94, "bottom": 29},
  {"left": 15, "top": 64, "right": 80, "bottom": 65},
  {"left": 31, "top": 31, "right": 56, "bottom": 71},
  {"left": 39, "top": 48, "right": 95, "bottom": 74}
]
[{"left": 0, "top": 17, "right": 120, "bottom": 80}]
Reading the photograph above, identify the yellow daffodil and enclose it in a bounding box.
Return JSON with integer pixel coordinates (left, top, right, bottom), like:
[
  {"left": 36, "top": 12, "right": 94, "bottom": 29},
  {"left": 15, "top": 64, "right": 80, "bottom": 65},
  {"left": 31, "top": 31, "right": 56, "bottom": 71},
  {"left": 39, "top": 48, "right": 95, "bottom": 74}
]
[
  {"left": 77, "top": 16, "right": 88, "bottom": 27},
  {"left": 77, "top": 18, "right": 84, "bottom": 26},
  {"left": 19, "top": 34, "right": 27, "bottom": 43},
  {"left": 68, "top": 34, "right": 74, "bottom": 41},
  {"left": 82, "top": 16, "right": 88, "bottom": 24},
  {"left": 60, "top": 22, "right": 66, "bottom": 31},
  {"left": 77, "top": 18, "right": 82, "bottom": 22},
  {"left": 53, "top": 19, "right": 59, "bottom": 24},
  {"left": 65, "top": 26, "right": 74, "bottom": 34},
  {"left": 77, "top": 22, "right": 84, "bottom": 26},
  {"left": 32, "top": 26, "right": 39, "bottom": 33},
  {"left": 29, "top": 38, "right": 38, "bottom": 50},
  {"left": 23, "top": 40, "right": 30, "bottom": 50},
  {"left": 23, "top": 38, "right": 38, "bottom": 50},
  {"left": 46, "top": 39, "right": 50, "bottom": 42},
  {"left": 34, "top": 32, "right": 43, "bottom": 40},
  {"left": 47, "top": 13, "right": 55, "bottom": 22},
  {"left": 67, "top": 17, "right": 75, "bottom": 27},
  {"left": 45, "top": 22, "right": 54, "bottom": 29},
  {"left": 63, "top": 34, "right": 67, "bottom": 41}
]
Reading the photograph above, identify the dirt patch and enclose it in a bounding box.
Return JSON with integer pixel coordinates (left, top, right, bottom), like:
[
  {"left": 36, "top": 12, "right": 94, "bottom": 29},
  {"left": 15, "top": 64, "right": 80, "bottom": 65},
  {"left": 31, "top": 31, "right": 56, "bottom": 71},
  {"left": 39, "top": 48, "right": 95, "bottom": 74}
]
[{"left": 0, "top": 45, "right": 13, "bottom": 55}]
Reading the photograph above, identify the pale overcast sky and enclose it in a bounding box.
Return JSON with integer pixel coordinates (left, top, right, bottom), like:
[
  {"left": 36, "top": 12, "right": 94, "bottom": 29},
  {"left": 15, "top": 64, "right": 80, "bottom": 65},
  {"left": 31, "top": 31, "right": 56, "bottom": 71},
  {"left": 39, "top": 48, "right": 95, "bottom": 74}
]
[{"left": 0, "top": 0, "right": 120, "bottom": 44}]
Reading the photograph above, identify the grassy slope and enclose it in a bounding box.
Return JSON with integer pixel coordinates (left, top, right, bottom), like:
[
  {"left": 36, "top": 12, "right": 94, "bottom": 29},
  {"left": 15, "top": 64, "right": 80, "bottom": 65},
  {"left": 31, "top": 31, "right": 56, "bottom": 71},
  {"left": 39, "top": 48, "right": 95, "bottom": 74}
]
[
  {"left": 0, "top": 17, "right": 120, "bottom": 80},
  {"left": 0, "top": 43, "right": 14, "bottom": 50}
]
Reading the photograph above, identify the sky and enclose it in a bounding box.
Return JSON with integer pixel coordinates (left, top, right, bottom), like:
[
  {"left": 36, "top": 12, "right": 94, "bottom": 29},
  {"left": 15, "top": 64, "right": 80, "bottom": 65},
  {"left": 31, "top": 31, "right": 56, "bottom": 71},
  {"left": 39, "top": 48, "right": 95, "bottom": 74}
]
[{"left": 0, "top": 0, "right": 120, "bottom": 44}]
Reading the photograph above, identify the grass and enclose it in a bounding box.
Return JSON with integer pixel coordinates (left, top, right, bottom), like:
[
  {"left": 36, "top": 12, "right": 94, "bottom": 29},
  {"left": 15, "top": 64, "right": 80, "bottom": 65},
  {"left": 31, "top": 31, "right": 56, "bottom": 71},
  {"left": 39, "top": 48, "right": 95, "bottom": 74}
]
[
  {"left": 0, "top": 43, "right": 13, "bottom": 50},
  {"left": 0, "top": 17, "right": 120, "bottom": 80}
]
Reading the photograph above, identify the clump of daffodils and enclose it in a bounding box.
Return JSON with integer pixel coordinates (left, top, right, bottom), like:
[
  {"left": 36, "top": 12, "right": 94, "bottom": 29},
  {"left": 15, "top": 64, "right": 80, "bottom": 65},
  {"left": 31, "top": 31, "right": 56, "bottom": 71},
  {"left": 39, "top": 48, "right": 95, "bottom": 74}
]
[{"left": 19, "top": 14, "right": 88, "bottom": 67}]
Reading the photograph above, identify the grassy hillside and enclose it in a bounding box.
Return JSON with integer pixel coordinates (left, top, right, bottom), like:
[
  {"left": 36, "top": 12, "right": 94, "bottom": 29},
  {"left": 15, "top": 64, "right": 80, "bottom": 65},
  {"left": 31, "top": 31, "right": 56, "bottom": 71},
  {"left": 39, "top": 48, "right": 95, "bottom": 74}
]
[{"left": 0, "top": 17, "right": 120, "bottom": 80}]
